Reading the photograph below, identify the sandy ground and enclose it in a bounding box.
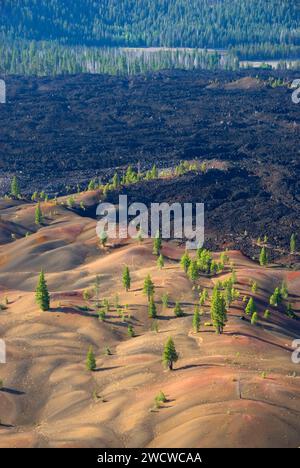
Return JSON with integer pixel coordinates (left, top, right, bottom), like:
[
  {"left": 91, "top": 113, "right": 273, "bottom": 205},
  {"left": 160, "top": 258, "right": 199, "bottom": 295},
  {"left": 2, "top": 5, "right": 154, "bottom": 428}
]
[{"left": 0, "top": 196, "right": 299, "bottom": 448}]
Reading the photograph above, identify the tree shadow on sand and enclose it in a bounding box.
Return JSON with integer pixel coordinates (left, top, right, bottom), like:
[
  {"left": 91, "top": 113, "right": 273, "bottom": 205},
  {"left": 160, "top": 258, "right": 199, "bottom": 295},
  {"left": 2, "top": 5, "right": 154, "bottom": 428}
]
[{"left": 1, "top": 387, "right": 25, "bottom": 396}]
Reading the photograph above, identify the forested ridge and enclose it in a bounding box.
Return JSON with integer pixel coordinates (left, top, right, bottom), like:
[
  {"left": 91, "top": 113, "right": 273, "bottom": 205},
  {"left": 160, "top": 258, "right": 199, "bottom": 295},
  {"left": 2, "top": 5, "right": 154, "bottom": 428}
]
[
  {"left": 0, "top": 1, "right": 299, "bottom": 75},
  {"left": 1, "top": 0, "right": 299, "bottom": 50}
]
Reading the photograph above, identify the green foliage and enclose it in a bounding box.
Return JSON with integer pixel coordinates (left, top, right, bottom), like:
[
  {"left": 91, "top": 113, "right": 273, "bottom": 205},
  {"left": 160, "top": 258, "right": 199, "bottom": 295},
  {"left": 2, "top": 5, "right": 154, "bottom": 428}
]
[
  {"left": 187, "top": 260, "right": 198, "bottom": 283},
  {"left": 153, "top": 234, "right": 162, "bottom": 256},
  {"left": 251, "top": 281, "right": 258, "bottom": 293},
  {"left": 11, "top": 176, "right": 20, "bottom": 198},
  {"left": 263, "top": 309, "right": 270, "bottom": 319},
  {"left": 245, "top": 297, "right": 255, "bottom": 315},
  {"left": 290, "top": 233, "right": 297, "bottom": 254},
  {"left": 35, "top": 271, "right": 50, "bottom": 311},
  {"left": 112, "top": 172, "right": 119, "bottom": 189},
  {"left": 86, "top": 346, "right": 96, "bottom": 371},
  {"left": 162, "top": 337, "right": 178, "bottom": 371},
  {"left": 180, "top": 251, "right": 191, "bottom": 273},
  {"left": 35, "top": 202, "right": 43, "bottom": 225},
  {"left": 280, "top": 281, "right": 288, "bottom": 300},
  {"left": 174, "top": 301, "right": 184, "bottom": 318},
  {"left": 197, "top": 248, "right": 212, "bottom": 274},
  {"left": 88, "top": 179, "right": 97, "bottom": 191},
  {"left": 210, "top": 286, "right": 227, "bottom": 334},
  {"left": 143, "top": 274, "right": 155, "bottom": 301},
  {"left": 1, "top": 1, "right": 299, "bottom": 66},
  {"left": 157, "top": 254, "right": 164, "bottom": 270},
  {"left": 199, "top": 288, "right": 209, "bottom": 306},
  {"left": 251, "top": 311, "right": 258, "bottom": 325},
  {"left": 286, "top": 303, "right": 296, "bottom": 319},
  {"left": 155, "top": 390, "right": 167, "bottom": 408},
  {"left": 122, "top": 266, "right": 131, "bottom": 292},
  {"left": 127, "top": 324, "right": 135, "bottom": 337},
  {"left": 161, "top": 293, "right": 169, "bottom": 309},
  {"left": 148, "top": 296, "right": 157, "bottom": 319},
  {"left": 99, "top": 231, "right": 108, "bottom": 247},
  {"left": 193, "top": 305, "right": 201, "bottom": 333},
  {"left": 269, "top": 287, "right": 282, "bottom": 307},
  {"left": 259, "top": 247, "right": 268, "bottom": 266},
  {"left": 98, "top": 309, "right": 106, "bottom": 321}
]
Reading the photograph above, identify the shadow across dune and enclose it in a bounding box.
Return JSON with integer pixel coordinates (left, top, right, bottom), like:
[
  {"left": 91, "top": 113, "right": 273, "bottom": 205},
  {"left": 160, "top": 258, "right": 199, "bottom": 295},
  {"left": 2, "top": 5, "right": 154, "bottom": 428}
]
[
  {"left": 94, "top": 366, "right": 122, "bottom": 372},
  {"left": 51, "top": 306, "right": 98, "bottom": 318},
  {"left": 1, "top": 387, "right": 25, "bottom": 396},
  {"left": 225, "top": 331, "right": 292, "bottom": 353}
]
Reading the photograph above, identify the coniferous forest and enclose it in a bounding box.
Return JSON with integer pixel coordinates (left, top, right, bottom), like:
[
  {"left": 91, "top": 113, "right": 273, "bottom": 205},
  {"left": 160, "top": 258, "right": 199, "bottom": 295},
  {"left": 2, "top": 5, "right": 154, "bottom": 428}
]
[{"left": 0, "top": 0, "right": 299, "bottom": 75}]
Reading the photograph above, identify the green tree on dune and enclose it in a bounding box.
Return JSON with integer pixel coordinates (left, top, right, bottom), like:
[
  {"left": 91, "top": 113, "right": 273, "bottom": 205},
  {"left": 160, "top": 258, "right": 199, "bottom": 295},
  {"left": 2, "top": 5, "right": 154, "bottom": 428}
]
[
  {"left": 290, "top": 233, "right": 297, "bottom": 255},
  {"left": 143, "top": 274, "right": 155, "bottom": 301},
  {"left": 148, "top": 296, "right": 157, "bottom": 319},
  {"left": 210, "top": 286, "right": 227, "bottom": 334},
  {"left": 193, "top": 305, "right": 201, "bottom": 333},
  {"left": 86, "top": 346, "right": 96, "bottom": 371},
  {"left": 122, "top": 266, "right": 131, "bottom": 292},
  {"left": 245, "top": 297, "right": 255, "bottom": 315},
  {"left": 162, "top": 337, "right": 178, "bottom": 371},
  {"left": 35, "top": 270, "right": 50, "bottom": 311},
  {"left": 180, "top": 250, "right": 191, "bottom": 273},
  {"left": 259, "top": 247, "right": 268, "bottom": 266},
  {"left": 11, "top": 176, "right": 20, "bottom": 198},
  {"left": 157, "top": 254, "right": 164, "bottom": 269},
  {"left": 35, "top": 202, "right": 43, "bottom": 225},
  {"left": 153, "top": 233, "right": 162, "bottom": 256}
]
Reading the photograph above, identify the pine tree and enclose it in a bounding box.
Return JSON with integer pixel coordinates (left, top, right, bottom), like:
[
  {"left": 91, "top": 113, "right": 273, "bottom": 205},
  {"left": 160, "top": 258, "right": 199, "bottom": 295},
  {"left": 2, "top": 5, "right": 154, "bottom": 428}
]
[
  {"left": 112, "top": 172, "right": 119, "bottom": 189},
  {"left": 88, "top": 179, "right": 96, "bottom": 191},
  {"left": 193, "top": 305, "right": 201, "bottom": 333},
  {"left": 286, "top": 303, "right": 296, "bottom": 319},
  {"left": 127, "top": 324, "right": 135, "bottom": 337},
  {"left": 86, "top": 346, "right": 96, "bottom": 371},
  {"left": 157, "top": 254, "right": 164, "bottom": 269},
  {"left": 122, "top": 266, "right": 131, "bottom": 292},
  {"left": 35, "top": 270, "right": 50, "bottom": 311},
  {"left": 153, "top": 233, "right": 162, "bottom": 256},
  {"left": 148, "top": 296, "right": 157, "bottom": 318},
  {"left": 245, "top": 297, "right": 255, "bottom": 315},
  {"left": 224, "top": 284, "right": 233, "bottom": 309},
  {"left": 161, "top": 292, "right": 169, "bottom": 309},
  {"left": 251, "top": 311, "right": 258, "bottom": 325},
  {"left": 280, "top": 281, "right": 288, "bottom": 300},
  {"left": 143, "top": 274, "right": 155, "bottom": 301},
  {"left": 270, "top": 287, "right": 282, "bottom": 307},
  {"left": 259, "top": 247, "right": 268, "bottom": 266},
  {"left": 180, "top": 251, "right": 191, "bottom": 273},
  {"left": 162, "top": 337, "right": 178, "bottom": 371},
  {"left": 187, "top": 260, "right": 198, "bottom": 283},
  {"left": 174, "top": 301, "right": 184, "bottom": 317},
  {"left": 210, "top": 286, "right": 227, "bottom": 334},
  {"left": 99, "top": 231, "right": 108, "bottom": 247},
  {"left": 11, "top": 176, "right": 20, "bottom": 198},
  {"left": 35, "top": 202, "right": 43, "bottom": 225},
  {"left": 199, "top": 288, "right": 208, "bottom": 306},
  {"left": 290, "top": 233, "right": 296, "bottom": 255},
  {"left": 263, "top": 309, "right": 270, "bottom": 319}
]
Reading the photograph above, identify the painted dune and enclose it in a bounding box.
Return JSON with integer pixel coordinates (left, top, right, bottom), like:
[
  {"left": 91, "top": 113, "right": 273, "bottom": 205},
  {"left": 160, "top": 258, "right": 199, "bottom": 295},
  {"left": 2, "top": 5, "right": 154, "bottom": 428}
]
[{"left": 0, "top": 196, "right": 299, "bottom": 448}]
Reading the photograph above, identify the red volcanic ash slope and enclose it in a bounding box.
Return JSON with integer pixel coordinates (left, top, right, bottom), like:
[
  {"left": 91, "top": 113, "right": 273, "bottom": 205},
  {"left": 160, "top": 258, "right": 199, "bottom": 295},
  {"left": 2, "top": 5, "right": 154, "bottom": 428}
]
[{"left": 0, "top": 196, "right": 299, "bottom": 448}]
